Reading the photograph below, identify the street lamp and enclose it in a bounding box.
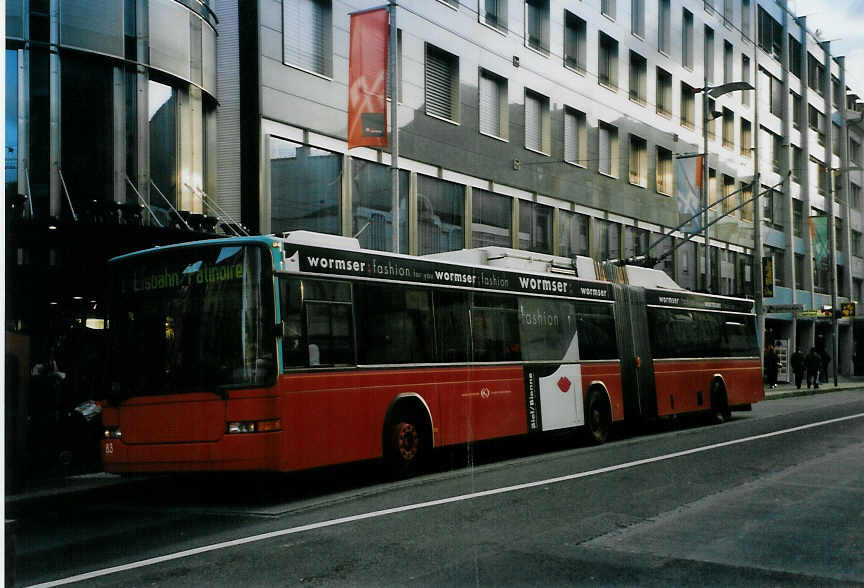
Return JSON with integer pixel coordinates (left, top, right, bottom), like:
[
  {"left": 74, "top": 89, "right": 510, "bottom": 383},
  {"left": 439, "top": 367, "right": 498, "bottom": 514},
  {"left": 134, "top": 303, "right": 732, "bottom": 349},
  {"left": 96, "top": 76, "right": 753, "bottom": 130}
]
[{"left": 697, "top": 81, "right": 754, "bottom": 293}]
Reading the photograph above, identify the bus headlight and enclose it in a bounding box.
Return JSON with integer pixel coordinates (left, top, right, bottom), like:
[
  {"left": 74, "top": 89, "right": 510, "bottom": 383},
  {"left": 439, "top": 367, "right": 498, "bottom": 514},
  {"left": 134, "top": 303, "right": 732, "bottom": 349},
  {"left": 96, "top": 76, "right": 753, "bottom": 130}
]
[
  {"left": 226, "top": 419, "right": 281, "bottom": 434},
  {"left": 103, "top": 426, "right": 122, "bottom": 439}
]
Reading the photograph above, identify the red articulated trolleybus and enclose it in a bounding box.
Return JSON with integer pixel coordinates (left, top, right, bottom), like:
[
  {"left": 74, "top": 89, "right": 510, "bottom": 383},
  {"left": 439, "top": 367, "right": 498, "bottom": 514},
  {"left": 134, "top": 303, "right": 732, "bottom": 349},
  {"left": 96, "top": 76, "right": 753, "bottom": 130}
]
[{"left": 100, "top": 230, "right": 762, "bottom": 475}]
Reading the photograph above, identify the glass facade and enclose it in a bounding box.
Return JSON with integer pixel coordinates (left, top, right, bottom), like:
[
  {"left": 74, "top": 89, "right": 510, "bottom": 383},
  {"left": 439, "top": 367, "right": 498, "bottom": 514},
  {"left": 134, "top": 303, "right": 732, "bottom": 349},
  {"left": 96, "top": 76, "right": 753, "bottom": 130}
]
[
  {"left": 61, "top": 54, "right": 114, "bottom": 215},
  {"left": 417, "top": 175, "right": 464, "bottom": 254},
  {"left": 558, "top": 210, "right": 589, "bottom": 257},
  {"left": 351, "top": 159, "right": 408, "bottom": 253},
  {"left": 518, "top": 201, "right": 553, "bottom": 254},
  {"left": 270, "top": 137, "right": 342, "bottom": 236},
  {"left": 149, "top": 80, "right": 179, "bottom": 223},
  {"left": 6, "top": 50, "right": 18, "bottom": 197},
  {"left": 472, "top": 188, "right": 512, "bottom": 248}
]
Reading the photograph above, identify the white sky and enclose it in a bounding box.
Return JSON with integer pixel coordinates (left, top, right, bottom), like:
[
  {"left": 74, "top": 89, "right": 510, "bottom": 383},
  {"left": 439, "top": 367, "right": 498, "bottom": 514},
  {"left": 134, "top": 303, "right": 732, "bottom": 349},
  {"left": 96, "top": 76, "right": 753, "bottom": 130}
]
[{"left": 789, "top": 0, "right": 864, "bottom": 100}]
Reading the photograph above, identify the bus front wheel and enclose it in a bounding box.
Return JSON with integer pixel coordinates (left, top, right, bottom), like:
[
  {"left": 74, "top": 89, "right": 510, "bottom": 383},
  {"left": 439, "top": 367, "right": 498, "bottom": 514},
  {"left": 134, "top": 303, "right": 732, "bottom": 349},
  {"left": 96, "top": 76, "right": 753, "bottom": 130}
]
[
  {"left": 384, "top": 411, "right": 427, "bottom": 478},
  {"left": 583, "top": 388, "right": 612, "bottom": 445}
]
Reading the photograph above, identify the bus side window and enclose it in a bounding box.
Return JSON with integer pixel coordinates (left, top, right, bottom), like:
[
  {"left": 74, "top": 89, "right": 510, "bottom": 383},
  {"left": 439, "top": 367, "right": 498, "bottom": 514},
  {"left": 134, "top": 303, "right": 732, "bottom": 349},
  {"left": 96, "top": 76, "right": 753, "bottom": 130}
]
[
  {"left": 279, "top": 279, "right": 305, "bottom": 369},
  {"left": 472, "top": 294, "right": 521, "bottom": 362},
  {"left": 434, "top": 290, "right": 469, "bottom": 363}
]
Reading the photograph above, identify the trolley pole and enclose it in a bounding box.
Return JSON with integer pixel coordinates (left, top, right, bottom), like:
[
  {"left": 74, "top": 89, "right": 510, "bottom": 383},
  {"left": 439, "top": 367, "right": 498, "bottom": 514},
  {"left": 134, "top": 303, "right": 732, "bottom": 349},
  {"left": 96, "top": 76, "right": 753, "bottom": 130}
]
[{"left": 389, "top": 1, "right": 399, "bottom": 253}]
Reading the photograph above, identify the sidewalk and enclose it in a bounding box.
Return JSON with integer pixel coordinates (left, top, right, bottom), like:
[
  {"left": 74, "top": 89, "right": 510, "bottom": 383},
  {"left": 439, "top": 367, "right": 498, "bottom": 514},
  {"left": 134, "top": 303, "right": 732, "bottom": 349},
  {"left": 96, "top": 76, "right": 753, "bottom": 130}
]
[{"left": 763, "top": 374, "right": 864, "bottom": 400}]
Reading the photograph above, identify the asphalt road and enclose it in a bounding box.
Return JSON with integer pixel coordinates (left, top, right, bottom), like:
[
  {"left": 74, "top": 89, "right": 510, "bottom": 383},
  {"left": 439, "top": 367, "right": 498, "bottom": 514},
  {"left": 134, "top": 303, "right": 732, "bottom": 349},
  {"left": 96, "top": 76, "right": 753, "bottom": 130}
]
[{"left": 14, "top": 391, "right": 864, "bottom": 587}]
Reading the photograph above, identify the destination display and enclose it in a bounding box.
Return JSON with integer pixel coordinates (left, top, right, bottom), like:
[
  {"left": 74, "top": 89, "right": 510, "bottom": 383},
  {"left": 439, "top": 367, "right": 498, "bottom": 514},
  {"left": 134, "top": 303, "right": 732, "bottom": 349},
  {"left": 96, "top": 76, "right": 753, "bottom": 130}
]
[{"left": 283, "top": 245, "right": 614, "bottom": 301}]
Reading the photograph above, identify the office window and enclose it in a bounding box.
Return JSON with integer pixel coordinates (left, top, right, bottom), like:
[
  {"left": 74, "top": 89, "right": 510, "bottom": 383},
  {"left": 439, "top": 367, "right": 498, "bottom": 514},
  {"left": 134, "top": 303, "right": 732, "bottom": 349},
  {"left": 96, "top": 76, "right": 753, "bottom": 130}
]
[
  {"left": 481, "top": 0, "right": 507, "bottom": 32},
  {"left": 852, "top": 230, "right": 862, "bottom": 257},
  {"left": 833, "top": 76, "right": 842, "bottom": 109},
  {"left": 724, "top": 0, "right": 733, "bottom": 25},
  {"left": 833, "top": 123, "right": 842, "bottom": 156},
  {"left": 629, "top": 51, "right": 647, "bottom": 105},
  {"left": 681, "top": 82, "right": 696, "bottom": 128},
  {"left": 629, "top": 134, "right": 647, "bottom": 187},
  {"left": 741, "top": 0, "right": 751, "bottom": 38},
  {"left": 593, "top": 219, "right": 621, "bottom": 261},
  {"left": 791, "top": 145, "right": 802, "bottom": 182},
  {"left": 598, "top": 32, "right": 619, "bottom": 90},
  {"left": 852, "top": 183, "right": 862, "bottom": 209},
  {"left": 740, "top": 118, "right": 752, "bottom": 157},
  {"left": 558, "top": 210, "right": 589, "bottom": 257},
  {"left": 598, "top": 122, "right": 619, "bottom": 177},
  {"left": 808, "top": 54, "right": 825, "bottom": 95},
  {"left": 417, "top": 175, "right": 464, "bottom": 254},
  {"left": 425, "top": 44, "right": 459, "bottom": 122},
  {"left": 836, "top": 219, "right": 844, "bottom": 252},
  {"left": 632, "top": 0, "right": 645, "bottom": 37},
  {"left": 723, "top": 41, "right": 733, "bottom": 84},
  {"left": 794, "top": 253, "right": 805, "bottom": 290},
  {"left": 704, "top": 26, "right": 714, "bottom": 84},
  {"left": 602, "top": 0, "right": 616, "bottom": 20},
  {"left": 789, "top": 35, "right": 802, "bottom": 78},
  {"left": 519, "top": 201, "right": 553, "bottom": 254},
  {"left": 771, "top": 73, "right": 784, "bottom": 117},
  {"left": 682, "top": 9, "right": 694, "bottom": 69},
  {"left": 850, "top": 139, "right": 862, "bottom": 165},
  {"left": 283, "top": 0, "right": 332, "bottom": 77},
  {"left": 812, "top": 158, "right": 828, "bottom": 195},
  {"left": 564, "top": 11, "right": 587, "bottom": 74},
  {"left": 741, "top": 54, "right": 751, "bottom": 106},
  {"left": 722, "top": 174, "right": 736, "bottom": 214},
  {"left": 658, "top": 0, "right": 671, "bottom": 53},
  {"left": 524, "top": 89, "right": 550, "bottom": 153},
  {"left": 624, "top": 226, "right": 649, "bottom": 260},
  {"left": 772, "top": 132, "right": 783, "bottom": 173},
  {"left": 809, "top": 105, "right": 825, "bottom": 145},
  {"left": 472, "top": 188, "right": 512, "bottom": 247},
  {"left": 758, "top": 6, "right": 782, "bottom": 60},
  {"left": 656, "top": 67, "right": 672, "bottom": 116},
  {"left": 525, "top": 0, "right": 550, "bottom": 55},
  {"left": 740, "top": 181, "right": 753, "bottom": 221},
  {"left": 722, "top": 108, "right": 734, "bottom": 149},
  {"left": 479, "top": 68, "right": 507, "bottom": 139},
  {"left": 656, "top": 146, "right": 673, "bottom": 195},
  {"left": 564, "top": 107, "right": 587, "bottom": 166},
  {"left": 793, "top": 199, "right": 803, "bottom": 237},
  {"left": 791, "top": 92, "right": 802, "bottom": 128}
]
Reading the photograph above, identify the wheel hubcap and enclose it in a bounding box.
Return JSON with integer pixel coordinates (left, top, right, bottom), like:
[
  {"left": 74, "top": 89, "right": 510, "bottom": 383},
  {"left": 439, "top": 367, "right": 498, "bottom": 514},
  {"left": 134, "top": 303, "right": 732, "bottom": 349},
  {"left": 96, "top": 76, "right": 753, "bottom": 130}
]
[{"left": 395, "top": 423, "right": 419, "bottom": 461}]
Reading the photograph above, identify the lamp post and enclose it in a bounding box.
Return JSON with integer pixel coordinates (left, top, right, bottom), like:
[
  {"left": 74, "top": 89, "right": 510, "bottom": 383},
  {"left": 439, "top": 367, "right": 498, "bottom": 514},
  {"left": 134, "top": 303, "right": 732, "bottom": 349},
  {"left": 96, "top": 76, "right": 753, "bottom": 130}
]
[{"left": 697, "top": 81, "right": 754, "bottom": 293}]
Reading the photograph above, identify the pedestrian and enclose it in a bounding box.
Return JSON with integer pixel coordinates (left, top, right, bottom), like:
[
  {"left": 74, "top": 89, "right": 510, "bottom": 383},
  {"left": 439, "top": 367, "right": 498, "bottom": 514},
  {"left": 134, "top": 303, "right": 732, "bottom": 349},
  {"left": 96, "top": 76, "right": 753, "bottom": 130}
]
[
  {"left": 806, "top": 347, "right": 821, "bottom": 389},
  {"left": 790, "top": 348, "right": 805, "bottom": 389},
  {"left": 764, "top": 345, "right": 779, "bottom": 389}
]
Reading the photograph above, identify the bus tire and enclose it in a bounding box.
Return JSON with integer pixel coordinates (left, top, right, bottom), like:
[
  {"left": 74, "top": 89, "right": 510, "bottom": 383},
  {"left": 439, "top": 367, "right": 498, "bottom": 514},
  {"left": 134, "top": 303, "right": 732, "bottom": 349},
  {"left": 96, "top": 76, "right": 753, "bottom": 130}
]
[
  {"left": 384, "top": 409, "right": 428, "bottom": 478},
  {"left": 583, "top": 388, "right": 612, "bottom": 445},
  {"left": 709, "top": 381, "right": 731, "bottom": 425}
]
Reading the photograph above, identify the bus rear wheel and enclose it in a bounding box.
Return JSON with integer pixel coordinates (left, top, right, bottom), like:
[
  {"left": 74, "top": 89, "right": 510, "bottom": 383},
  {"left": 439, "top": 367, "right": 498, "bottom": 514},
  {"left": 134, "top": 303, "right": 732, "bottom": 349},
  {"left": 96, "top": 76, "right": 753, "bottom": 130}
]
[
  {"left": 583, "top": 388, "right": 611, "bottom": 445},
  {"left": 385, "top": 412, "right": 427, "bottom": 478}
]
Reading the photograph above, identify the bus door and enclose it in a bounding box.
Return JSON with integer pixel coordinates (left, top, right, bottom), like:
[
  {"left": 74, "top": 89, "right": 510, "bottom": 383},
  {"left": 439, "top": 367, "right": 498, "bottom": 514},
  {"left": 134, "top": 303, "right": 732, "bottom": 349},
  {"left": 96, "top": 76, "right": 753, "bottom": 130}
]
[{"left": 613, "top": 285, "right": 657, "bottom": 421}]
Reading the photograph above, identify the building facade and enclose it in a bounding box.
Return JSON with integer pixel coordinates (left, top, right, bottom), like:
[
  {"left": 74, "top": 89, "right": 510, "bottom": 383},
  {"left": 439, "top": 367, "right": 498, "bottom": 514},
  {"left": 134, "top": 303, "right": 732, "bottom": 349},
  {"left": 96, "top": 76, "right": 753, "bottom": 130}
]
[
  {"left": 5, "top": 0, "right": 223, "bottom": 486},
  {"left": 218, "top": 0, "right": 864, "bottom": 376}
]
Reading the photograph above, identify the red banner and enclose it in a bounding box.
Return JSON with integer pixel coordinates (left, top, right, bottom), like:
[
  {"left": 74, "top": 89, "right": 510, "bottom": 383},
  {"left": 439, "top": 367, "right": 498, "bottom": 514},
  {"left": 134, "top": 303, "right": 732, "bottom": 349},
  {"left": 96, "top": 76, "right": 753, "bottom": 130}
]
[{"left": 348, "top": 8, "right": 389, "bottom": 149}]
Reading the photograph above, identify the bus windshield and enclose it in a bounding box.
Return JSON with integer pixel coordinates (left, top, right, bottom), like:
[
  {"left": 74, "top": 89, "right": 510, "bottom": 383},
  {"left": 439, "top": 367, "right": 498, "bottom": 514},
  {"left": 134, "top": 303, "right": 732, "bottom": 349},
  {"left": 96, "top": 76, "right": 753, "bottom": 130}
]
[{"left": 107, "top": 244, "right": 275, "bottom": 398}]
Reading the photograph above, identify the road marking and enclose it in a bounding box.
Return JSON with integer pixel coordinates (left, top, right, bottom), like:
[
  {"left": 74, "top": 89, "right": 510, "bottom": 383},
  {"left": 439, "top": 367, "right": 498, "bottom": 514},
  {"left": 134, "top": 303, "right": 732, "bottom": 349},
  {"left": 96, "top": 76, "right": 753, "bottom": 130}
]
[{"left": 28, "top": 411, "right": 864, "bottom": 588}]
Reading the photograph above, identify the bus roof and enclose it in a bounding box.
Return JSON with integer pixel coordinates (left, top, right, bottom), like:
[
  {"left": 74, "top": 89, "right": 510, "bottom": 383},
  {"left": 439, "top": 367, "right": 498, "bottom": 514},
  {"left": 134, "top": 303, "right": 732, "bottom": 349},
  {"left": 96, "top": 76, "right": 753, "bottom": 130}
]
[{"left": 109, "top": 231, "right": 753, "bottom": 311}]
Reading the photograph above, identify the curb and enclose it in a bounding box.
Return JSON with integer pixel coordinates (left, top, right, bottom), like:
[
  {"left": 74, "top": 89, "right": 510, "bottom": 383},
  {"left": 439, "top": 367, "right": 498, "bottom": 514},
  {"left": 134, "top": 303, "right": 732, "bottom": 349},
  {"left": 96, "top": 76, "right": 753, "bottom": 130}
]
[{"left": 764, "top": 384, "right": 864, "bottom": 401}]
